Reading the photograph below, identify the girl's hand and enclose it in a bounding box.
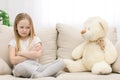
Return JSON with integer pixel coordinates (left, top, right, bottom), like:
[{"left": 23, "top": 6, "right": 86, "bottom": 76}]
[
  {"left": 16, "top": 43, "right": 42, "bottom": 59},
  {"left": 31, "top": 43, "right": 41, "bottom": 51},
  {"left": 17, "top": 51, "right": 23, "bottom": 56}
]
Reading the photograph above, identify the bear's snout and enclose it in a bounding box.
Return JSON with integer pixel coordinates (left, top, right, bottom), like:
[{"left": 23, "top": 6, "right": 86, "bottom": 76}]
[{"left": 81, "top": 29, "right": 86, "bottom": 34}]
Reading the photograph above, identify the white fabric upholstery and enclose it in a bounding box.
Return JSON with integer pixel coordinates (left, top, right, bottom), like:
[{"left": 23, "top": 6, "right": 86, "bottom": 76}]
[
  {"left": 0, "top": 24, "right": 119, "bottom": 80},
  {"left": 0, "top": 25, "right": 14, "bottom": 67},
  {"left": 56, "top": 23, "right": 117, "bottom": 59},
  {"left": 56, "top": 23, "right": 84, "bottom": 59},
  {"left": 0, "top": 58, "right": 11, "bottom": 75},
  {"left": 36, "top": 27, "right": 57, "bottom": 64},
  {"left": 57, "top": 72, "right": 120, "bottom": 80},
  {"left": 112, "top": 40, "right": 120, "bottom": 73}
]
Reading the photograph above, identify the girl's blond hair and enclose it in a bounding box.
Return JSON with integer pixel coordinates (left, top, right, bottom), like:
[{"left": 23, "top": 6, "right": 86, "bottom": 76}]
[{"left": 14, "top": 13, "right": 35, "bottom": 54}]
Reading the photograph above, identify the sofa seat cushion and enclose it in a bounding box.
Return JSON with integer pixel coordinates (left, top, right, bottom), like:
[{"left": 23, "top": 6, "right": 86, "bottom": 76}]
[
  {"left": 0, "top": 75, "right": 13, "bottom": 80},
  {"left": 57, "top": 72, "right": 120, "bottom": 80},
  {"left": 0, "top": 75, "right": 56, "bottom": 80}
]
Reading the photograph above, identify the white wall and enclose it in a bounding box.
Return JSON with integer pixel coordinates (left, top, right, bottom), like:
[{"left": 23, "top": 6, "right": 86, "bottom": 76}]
[
  {"left": 0, "top": 0, "right": 118, "bottom": 26},
  {"left": 0, "top": 0, "right": 8, "bottom": 11},
  {"left": 38, "top": 0, "right": 114, "bottom": 27},
  {"left": 1, "top": 0, "right": 120, "bottom": 40},
  {"left": 7, "top": 0, "right": 36, "bottom": 26}
]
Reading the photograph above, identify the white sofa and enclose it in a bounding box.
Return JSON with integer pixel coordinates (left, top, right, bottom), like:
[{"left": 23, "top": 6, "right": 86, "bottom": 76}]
[{"left": 0, "top": 23, "right": 120, "bottom": 80}]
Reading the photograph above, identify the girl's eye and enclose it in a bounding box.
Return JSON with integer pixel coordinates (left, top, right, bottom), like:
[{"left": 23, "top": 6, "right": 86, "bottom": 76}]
[
  {"left": 20, "top": 26, "right": 24, "bottom": 29},
  {"left": 26, "top": 27, "right": 30, "bottom": 29}
]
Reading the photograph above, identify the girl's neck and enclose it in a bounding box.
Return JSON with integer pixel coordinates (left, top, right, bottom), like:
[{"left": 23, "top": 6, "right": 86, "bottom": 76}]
[{"left": 20, "top": 36, "right": 30, "bottom": 41}]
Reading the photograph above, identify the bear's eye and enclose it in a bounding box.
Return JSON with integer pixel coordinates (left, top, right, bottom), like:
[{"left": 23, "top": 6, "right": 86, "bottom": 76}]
[{"left": 87, "top": 27, "right": 90, "bottom": 30}]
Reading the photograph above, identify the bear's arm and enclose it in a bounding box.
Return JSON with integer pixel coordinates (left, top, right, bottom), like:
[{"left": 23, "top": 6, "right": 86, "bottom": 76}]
[
  {"left": 72, "top": 41, "right": 87, "bottom": 60},
  {"left": 104, "top": 38, "right": 118, "bottom": 64}
]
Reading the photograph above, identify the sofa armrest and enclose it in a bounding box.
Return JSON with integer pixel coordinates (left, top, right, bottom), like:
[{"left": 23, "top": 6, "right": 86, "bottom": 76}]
[
  {"left": 112, "top": 40, "right": 120, "bottom": 73},
  {"left": 115, "top": 40, "right": 120, "bottom": 50}
]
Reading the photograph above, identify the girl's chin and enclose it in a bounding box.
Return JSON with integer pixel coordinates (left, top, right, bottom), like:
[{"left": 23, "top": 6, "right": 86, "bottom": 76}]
[{"left": 20, "top": 36, "right": 29, "bottom": 39}]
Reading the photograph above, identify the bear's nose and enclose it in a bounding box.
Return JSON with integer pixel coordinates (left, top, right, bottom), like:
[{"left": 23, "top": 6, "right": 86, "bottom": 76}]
[{"left": 81, "top": 30, "right": 86, "bottom": 34}]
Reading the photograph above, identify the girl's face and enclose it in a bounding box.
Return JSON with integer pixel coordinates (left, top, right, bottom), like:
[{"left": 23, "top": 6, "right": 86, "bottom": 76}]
[{"left": 17, "top": 19, "right": 31, "bottom": 39}]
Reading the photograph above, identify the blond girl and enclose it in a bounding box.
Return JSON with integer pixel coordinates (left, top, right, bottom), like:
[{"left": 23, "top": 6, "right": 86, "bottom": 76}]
[{"left": 8, "top": 13, "right": 65, "bottom": 78}]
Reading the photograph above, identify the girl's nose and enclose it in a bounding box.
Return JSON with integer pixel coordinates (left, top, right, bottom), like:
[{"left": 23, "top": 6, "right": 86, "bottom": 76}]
[{"left": 23, "top": 28, "right": 27, "bottom": 31}]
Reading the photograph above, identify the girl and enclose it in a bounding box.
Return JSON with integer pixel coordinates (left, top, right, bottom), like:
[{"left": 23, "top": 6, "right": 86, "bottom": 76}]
[{"left": 8, "top": 13, "right": 65, "bottom": 78}]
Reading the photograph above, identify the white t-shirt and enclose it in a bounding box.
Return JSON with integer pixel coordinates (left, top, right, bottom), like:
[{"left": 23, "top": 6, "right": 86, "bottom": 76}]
[{"left": 8, "top": 36, "right": 41, "bottom": 52}]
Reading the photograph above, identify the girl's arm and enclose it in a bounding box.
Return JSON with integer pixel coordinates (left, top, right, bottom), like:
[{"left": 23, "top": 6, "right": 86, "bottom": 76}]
[
  {"left": 18, "top": 42, "right": 42, "bottom": 59},
  {"left": 8, "top": 46, "right": 27, "bottom": 65}
]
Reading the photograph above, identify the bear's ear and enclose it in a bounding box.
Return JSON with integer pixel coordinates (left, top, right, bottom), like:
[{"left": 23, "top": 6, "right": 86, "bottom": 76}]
[{"left": 99, "top": 19, "right": 108, "bottom": 36}]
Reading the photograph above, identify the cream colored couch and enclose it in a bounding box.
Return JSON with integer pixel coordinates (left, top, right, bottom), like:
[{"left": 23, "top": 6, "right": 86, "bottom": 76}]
[{"left": 0, "top": 23, "right": 120, "bottom": 80}]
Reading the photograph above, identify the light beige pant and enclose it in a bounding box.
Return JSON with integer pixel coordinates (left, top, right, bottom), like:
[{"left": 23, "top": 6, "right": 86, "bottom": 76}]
[{"left": 13, "top": 59, "right": 65, "bottom": 78}]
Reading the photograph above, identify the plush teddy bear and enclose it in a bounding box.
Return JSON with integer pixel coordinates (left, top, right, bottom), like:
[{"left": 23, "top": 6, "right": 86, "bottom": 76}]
[{"left": 64, "top": 17, "right": 118, "bottom": 74}]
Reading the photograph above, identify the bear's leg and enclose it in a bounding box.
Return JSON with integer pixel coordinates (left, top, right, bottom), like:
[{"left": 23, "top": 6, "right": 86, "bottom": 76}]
[
  {"left": 63, "top": 59, "right": 87, "bottom": 72},
  {"left": 92, "top": 61, "right": 112, "bottom": 74}
]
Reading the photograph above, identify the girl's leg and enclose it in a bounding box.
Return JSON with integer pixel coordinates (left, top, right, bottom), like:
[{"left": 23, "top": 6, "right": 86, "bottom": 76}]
[
  {"left": 13, "top": 60, "right": 40, "bottom": 78},
  {"left": 35, "top": 59, "right": 63, "bottom": 72},
  {"left": 31, "top": 59, "right": 66, "bottom": 78}
]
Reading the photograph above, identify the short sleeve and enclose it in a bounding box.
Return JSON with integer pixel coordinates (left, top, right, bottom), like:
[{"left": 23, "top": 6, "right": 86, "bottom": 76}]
[
  {"left": 8, "top": 39, "right": 16, "bottom": 48},
  {"left": 32, "top": 36, "right": 41, "bottom": 45}
]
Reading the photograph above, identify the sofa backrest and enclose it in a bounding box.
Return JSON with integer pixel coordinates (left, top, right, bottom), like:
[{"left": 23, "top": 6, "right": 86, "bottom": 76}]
[
  {"left": 0, "top": 25, "right": 57, "bottom": 68},
  {"left": 56, "top": 23, "right": 117, "bottom": 59},
  {"left": 107, "top": 26, "right": 117, "bottom": 45},
  {"left": 35, "top": 27, "right": 57, "bottom": 64},
  {"left": 0, "top": 25, "right": 14, "bottom": 67},
  {"left": 0, "top": 24, "right": 117, "bottom": 68}
]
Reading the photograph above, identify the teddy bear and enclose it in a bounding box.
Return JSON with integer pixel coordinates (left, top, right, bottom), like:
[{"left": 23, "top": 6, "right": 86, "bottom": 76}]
[{"left": 64, "top": 16, "right": 118, "bottom": 74}]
